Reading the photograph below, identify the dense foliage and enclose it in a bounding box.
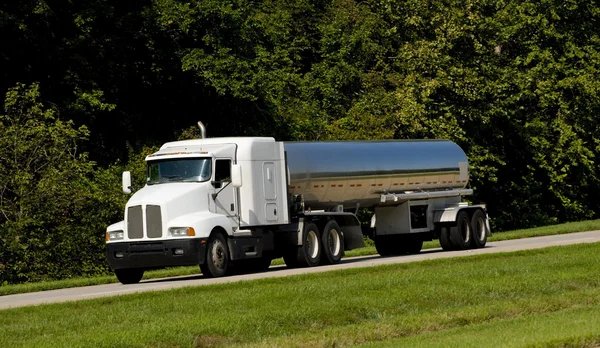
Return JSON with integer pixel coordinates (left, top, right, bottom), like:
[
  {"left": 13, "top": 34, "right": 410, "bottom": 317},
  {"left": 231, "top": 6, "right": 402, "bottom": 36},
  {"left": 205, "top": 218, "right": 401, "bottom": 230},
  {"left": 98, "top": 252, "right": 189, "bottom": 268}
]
[{"left": 1, "top": 0, "right": 599, "bottom": 284}]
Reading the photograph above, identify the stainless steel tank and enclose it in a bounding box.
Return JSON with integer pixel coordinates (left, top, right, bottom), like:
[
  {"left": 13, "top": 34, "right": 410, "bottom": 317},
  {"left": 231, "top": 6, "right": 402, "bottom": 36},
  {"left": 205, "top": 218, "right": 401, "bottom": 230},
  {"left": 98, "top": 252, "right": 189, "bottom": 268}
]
[{"left": 284, "top": 140, "right": 469, "bottom": 210}]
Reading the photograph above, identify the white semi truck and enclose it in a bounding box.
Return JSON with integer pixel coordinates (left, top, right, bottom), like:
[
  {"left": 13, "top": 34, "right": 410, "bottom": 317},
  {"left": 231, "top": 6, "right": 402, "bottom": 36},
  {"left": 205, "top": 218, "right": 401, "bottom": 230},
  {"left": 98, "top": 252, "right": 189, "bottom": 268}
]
[{"left": 106, "top": 123, "right": 490, "bottom": 284}]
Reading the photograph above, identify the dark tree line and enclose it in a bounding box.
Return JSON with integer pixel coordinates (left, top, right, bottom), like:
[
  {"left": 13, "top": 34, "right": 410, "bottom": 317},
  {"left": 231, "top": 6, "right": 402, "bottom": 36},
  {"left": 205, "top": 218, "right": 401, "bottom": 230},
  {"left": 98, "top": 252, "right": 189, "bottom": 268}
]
[{"left": 1, "top": 0, "right": 599, "bottom": 284}]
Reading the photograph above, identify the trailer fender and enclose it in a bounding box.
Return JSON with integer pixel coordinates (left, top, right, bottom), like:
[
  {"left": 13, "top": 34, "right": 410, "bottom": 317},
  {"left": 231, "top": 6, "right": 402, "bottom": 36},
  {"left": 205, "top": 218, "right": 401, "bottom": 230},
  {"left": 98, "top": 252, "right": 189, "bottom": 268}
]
[{"left": 434, "top": 205, "right": 491, "bottom": 237}]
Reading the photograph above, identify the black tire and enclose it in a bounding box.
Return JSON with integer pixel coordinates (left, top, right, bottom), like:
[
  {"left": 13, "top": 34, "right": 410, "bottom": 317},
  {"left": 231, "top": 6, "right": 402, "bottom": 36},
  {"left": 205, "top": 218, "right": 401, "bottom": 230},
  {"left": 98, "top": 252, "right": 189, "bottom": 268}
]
[
  {"left": 439, "top": 226, "right": 455, "bottom": 251},
  {"left": 200, "top": 231, "right": 231, "bottom": 278},
  {"left": 450, "top": 211, "right": 471, "bottom": 250},
  {"left": 283, "top": 250, "right": 300, "bottom": 268},
  {"left": 470, "top": 210, "right": 488, "bottom": 249},
  {"left": 406, "top": 236, "right": 423, "bottom": 254},
  {"left": 374, "top": 235, "right": 395, "bottom": 256},
  {"left": 321, "top": 220, "right": 344, "bottom": 264},
  {"left": 236, "top": 257, "right": 272, "bottom": 274},
  {"left": 115, "top": 268, "right": 144, "bottom": 285},
  {"left": 294, "top": 222, "right": 322, "bottom": 267}
]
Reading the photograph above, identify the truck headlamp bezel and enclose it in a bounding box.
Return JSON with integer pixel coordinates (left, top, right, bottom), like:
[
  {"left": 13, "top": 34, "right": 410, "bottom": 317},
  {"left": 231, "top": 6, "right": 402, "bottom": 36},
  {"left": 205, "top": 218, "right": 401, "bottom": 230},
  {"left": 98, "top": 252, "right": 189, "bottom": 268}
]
[
  {"left": 169, "top": 227, "right": 196, "bottom": 237},
  {"left": 108, "top": 231, "right": 125, "bottom": 241}
]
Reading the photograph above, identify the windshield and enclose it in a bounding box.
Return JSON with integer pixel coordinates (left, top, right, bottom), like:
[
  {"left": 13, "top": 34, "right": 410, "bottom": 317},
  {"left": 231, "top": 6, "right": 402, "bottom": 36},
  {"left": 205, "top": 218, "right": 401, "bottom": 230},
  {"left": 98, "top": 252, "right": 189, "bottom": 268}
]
[{"left": 146, "top": 158, "right": 212, "bottom": 185}]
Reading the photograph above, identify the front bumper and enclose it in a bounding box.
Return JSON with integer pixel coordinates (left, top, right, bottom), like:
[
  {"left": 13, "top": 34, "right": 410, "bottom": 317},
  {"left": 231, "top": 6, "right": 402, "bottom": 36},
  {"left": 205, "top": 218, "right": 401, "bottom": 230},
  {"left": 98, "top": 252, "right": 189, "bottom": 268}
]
[{"left": 106, "top": 239, "right": 206, "bottom": 270}]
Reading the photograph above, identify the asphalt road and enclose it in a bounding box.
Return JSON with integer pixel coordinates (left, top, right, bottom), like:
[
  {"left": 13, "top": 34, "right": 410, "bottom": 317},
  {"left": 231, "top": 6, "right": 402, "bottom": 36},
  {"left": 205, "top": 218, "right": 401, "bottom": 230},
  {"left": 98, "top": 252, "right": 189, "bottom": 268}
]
[{"left": 2, "top": 230, "right": 600, "bottom": 310}]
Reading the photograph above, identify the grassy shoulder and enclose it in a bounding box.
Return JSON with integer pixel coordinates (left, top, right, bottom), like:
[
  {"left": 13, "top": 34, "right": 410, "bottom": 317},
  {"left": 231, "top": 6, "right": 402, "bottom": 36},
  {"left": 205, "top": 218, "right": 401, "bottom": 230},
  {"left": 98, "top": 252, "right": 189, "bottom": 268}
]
[
  {"left": 1, "top": 243, "right": 600, "bottom": 347},
  {"left": 1, "top": 218, "right": 599, "bottom": 297},
  {"left": 361, "top": 305, "right": 600, "bottom": 348}
]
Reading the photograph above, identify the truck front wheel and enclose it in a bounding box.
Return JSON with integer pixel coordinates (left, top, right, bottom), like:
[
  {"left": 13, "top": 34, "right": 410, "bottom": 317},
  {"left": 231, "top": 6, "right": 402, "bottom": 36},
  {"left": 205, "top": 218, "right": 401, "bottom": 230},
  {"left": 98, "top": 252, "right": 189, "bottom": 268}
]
[
  {"left": 115, "top": 268, "right": 144, "bottom": 285},
  {"left": 201, "top": 232, "right": 231, "bottom": 278}
]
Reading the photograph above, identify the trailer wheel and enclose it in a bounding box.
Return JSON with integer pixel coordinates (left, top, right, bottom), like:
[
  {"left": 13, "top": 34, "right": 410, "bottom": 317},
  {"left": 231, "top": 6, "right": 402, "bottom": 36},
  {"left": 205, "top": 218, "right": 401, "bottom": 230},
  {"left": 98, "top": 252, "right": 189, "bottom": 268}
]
[
  {"left": 321, "top": 220, "right": 344, "bottom": 264},
  {"left": 450, "top": 211, "right": 471, "bottom": 250},
  {"left": 470, "top": 210, "right": 487, "bottom": 249},
  {"left": 438, "top": 226, "right": 454, "bottom": 251},
  {"left": 115, "top": 268, "right": 144, "bottom": 284},
  {"left": 375, "top": 235, "right": 394, "bottom": 256},
  {"left": 200, "top": 231, "right": 231, "bottom": 278},
  {"left": 294, "top": 222, "right": 322, "bottom": 267},
  {"left": 406, "top": 236, "right": 423, "bottom": 254}
]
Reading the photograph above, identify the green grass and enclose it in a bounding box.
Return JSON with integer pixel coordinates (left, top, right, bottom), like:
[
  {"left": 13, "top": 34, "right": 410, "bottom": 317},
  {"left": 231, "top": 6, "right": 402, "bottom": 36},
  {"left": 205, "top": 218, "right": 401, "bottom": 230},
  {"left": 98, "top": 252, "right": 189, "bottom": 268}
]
[
  {"left": 1, "top": 243, "right": 600, "bottom": 347},
  {"left": 1, "top": 218, "right": 599, "bottom": 297},
  {"left": 361, "top": 305, "right": 600, "bottom": 347}
]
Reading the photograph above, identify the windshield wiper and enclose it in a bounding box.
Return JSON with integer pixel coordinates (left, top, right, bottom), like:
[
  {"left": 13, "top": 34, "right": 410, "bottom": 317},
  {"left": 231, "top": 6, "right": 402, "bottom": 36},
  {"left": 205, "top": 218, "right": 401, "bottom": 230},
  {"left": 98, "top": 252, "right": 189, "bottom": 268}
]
[{"left": 162, "top": 175, "right": 183, "bottom": 181}]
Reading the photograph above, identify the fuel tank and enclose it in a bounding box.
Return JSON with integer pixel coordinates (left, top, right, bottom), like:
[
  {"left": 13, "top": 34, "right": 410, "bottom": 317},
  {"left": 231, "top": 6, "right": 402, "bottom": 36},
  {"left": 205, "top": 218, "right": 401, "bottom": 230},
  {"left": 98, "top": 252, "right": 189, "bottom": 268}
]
[{"left": 284, "top": 140, "right": 469, "bottom": 210}]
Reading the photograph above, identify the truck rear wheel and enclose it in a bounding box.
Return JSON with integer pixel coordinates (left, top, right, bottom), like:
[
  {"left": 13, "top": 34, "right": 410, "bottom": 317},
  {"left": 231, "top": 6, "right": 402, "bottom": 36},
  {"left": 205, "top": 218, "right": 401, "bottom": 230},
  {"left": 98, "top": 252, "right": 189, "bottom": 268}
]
[
  {"left": 200, "top": 232, "right": 231, "bottom": 278},
  {"left": 470, "top": 210, "right": 487, "bottom": 249},
  {"left": 115, "top": 268, "right": 144, "bottom": 284},
  {"left": 283, "top": 250, "right": 299, "bottom": 268},
  {"left": 294, "top": 222, "right": 322, "bottom": 267},
  {"left": 450, "top": 211, "right": 471, "bottom": 250},
  {"left": 321, "top": 220, "right": 344, "bottom": 264}
]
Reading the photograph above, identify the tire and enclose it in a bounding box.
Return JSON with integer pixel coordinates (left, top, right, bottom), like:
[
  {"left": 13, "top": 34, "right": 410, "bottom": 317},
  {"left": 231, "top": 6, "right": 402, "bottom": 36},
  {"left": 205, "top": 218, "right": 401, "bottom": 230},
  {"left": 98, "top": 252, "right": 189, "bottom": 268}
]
[
  {"left": 321, "top": 220, "right": 344, "bottom": 264},
  {"left": 294, "top": 222, "right": 322, "bottom": 267},
  {"left": 470, "top": 210, "right": 488, "bottom": 249},
  {"left": 450, "top": 211, "right": 471, "bottom": 250},
  {"left": 200, "top": 231, "right": 231, "bottom": 278},
  {"left": 115, "top": 268, "right": 144, "bottom": 285},
  {"left": 236, "top": 257, "right": 272, "bottom": 274},
  {"left": 406, "top": 236, "right": 423, "bottom": 254},
  {"left": 374, "top": 235, "right": 395, "bottom": 256},
  {"left": 283, "top": 250, "right": 300, "bottom": 268},
  {"left": 439, "top": 226, "right": 455, "bottom": 251}
]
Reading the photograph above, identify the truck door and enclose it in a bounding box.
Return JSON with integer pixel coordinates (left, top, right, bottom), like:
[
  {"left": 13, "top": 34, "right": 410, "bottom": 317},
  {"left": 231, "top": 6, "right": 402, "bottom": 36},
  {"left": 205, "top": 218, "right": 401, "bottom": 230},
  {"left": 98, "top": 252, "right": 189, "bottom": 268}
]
[{"left": 213, "top": 158, "right": 239, "bottom": 228}]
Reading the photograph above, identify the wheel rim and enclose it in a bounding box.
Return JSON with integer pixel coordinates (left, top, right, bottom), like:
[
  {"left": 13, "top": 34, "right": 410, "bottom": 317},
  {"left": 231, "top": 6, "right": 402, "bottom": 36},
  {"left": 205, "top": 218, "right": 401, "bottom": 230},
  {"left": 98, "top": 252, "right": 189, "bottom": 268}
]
[
  {"left": 328, "top": 228, "right": 341, "bottom": 256},
  {"left": 476, "top": 216, "right": 486, "bottom": 242},
  {"left": 306, "top": 230, "right": 319, "bottom": 259},
  {"left": 211, "top": 239, "right": 226, "bottom": 270},
  {"left": 461, "top": 217, "right": 471, "bottom": 243}
]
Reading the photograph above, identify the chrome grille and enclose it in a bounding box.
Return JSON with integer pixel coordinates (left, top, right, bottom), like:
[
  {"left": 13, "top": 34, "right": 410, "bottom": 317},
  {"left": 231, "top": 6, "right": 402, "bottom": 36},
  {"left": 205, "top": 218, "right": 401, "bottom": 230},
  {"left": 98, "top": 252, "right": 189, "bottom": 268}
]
[
  {"left": 146, "top": 205, "right": 163, "bottom": 238},
  {"left": 127, "top": 205, "right": 143, "bottom": 239}
]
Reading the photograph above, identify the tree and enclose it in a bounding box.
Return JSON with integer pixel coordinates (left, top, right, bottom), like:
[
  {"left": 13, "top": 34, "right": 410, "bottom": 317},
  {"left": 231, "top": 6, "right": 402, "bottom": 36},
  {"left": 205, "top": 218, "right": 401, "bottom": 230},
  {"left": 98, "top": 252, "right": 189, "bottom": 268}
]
[{"left": 0, "top": 83, "right": 123, "bottom": 283}]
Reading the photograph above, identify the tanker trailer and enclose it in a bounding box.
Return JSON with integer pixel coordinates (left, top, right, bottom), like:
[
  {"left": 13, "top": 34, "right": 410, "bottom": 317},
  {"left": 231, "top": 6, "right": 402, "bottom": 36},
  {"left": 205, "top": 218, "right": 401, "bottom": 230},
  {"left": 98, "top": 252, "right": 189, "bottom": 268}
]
[
  {"left": 283, "top": 140, "right": 490, "bottom": 257},
  {"left": 106, "top": 127, "right": 490, "bottom": 283}
]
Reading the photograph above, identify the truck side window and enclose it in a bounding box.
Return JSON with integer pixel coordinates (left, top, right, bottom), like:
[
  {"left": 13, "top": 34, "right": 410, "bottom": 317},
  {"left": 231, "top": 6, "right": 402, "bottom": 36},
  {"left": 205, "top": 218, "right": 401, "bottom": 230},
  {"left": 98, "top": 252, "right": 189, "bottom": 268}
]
[{"left": 214, "top": 159, "right": 231, "bottom": 186}]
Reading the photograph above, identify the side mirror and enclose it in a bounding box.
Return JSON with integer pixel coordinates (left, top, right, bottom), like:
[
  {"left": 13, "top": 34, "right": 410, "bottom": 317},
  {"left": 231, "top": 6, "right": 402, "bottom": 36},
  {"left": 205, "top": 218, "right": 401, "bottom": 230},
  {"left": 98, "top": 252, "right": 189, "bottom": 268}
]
[
  {"left": 122, "top": 171, "right": 132, "bottom": 194},
  {"left": 231, "top": 164, "right": 242, "bottom": 188}
]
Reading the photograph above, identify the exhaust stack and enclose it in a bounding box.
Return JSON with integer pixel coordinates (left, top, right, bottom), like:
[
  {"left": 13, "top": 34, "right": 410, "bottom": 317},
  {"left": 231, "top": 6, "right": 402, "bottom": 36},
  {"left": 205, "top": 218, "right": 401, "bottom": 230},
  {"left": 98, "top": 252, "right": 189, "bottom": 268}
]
[{"left": 197, "top": 121, "right": 207, "bottom": 139}]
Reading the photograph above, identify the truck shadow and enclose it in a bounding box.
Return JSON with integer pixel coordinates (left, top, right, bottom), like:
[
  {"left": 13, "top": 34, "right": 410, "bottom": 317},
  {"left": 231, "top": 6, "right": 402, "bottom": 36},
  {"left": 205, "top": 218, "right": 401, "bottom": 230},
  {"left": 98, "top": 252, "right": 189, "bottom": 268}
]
[{"left": 139, "top": 247, "right": 489, "bottom": 285}]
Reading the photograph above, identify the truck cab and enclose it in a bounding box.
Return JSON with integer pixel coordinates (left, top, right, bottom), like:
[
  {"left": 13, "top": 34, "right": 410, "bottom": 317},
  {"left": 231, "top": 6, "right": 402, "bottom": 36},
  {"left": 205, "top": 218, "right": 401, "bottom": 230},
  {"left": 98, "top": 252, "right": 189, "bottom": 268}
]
[{"left": 106, "top": 137, "right": 288, "bottom": 283}]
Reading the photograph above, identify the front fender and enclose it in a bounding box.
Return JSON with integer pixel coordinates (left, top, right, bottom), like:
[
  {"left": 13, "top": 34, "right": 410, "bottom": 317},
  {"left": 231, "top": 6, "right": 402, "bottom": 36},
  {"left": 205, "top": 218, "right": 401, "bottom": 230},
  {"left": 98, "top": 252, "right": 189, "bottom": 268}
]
[{"left": 169, "top": 212, "right": 234, "bottom": 238}]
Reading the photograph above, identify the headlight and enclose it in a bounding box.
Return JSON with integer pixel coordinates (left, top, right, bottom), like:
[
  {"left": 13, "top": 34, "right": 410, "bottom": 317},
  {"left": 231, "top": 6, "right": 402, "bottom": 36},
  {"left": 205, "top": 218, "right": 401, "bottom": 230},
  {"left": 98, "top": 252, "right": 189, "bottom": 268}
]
[
  {"left": 108, "top": 231, "right": 124, "bottom": 240},
  {"left": 169, "top": 227, "right": 196, "bottom": 237}
]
